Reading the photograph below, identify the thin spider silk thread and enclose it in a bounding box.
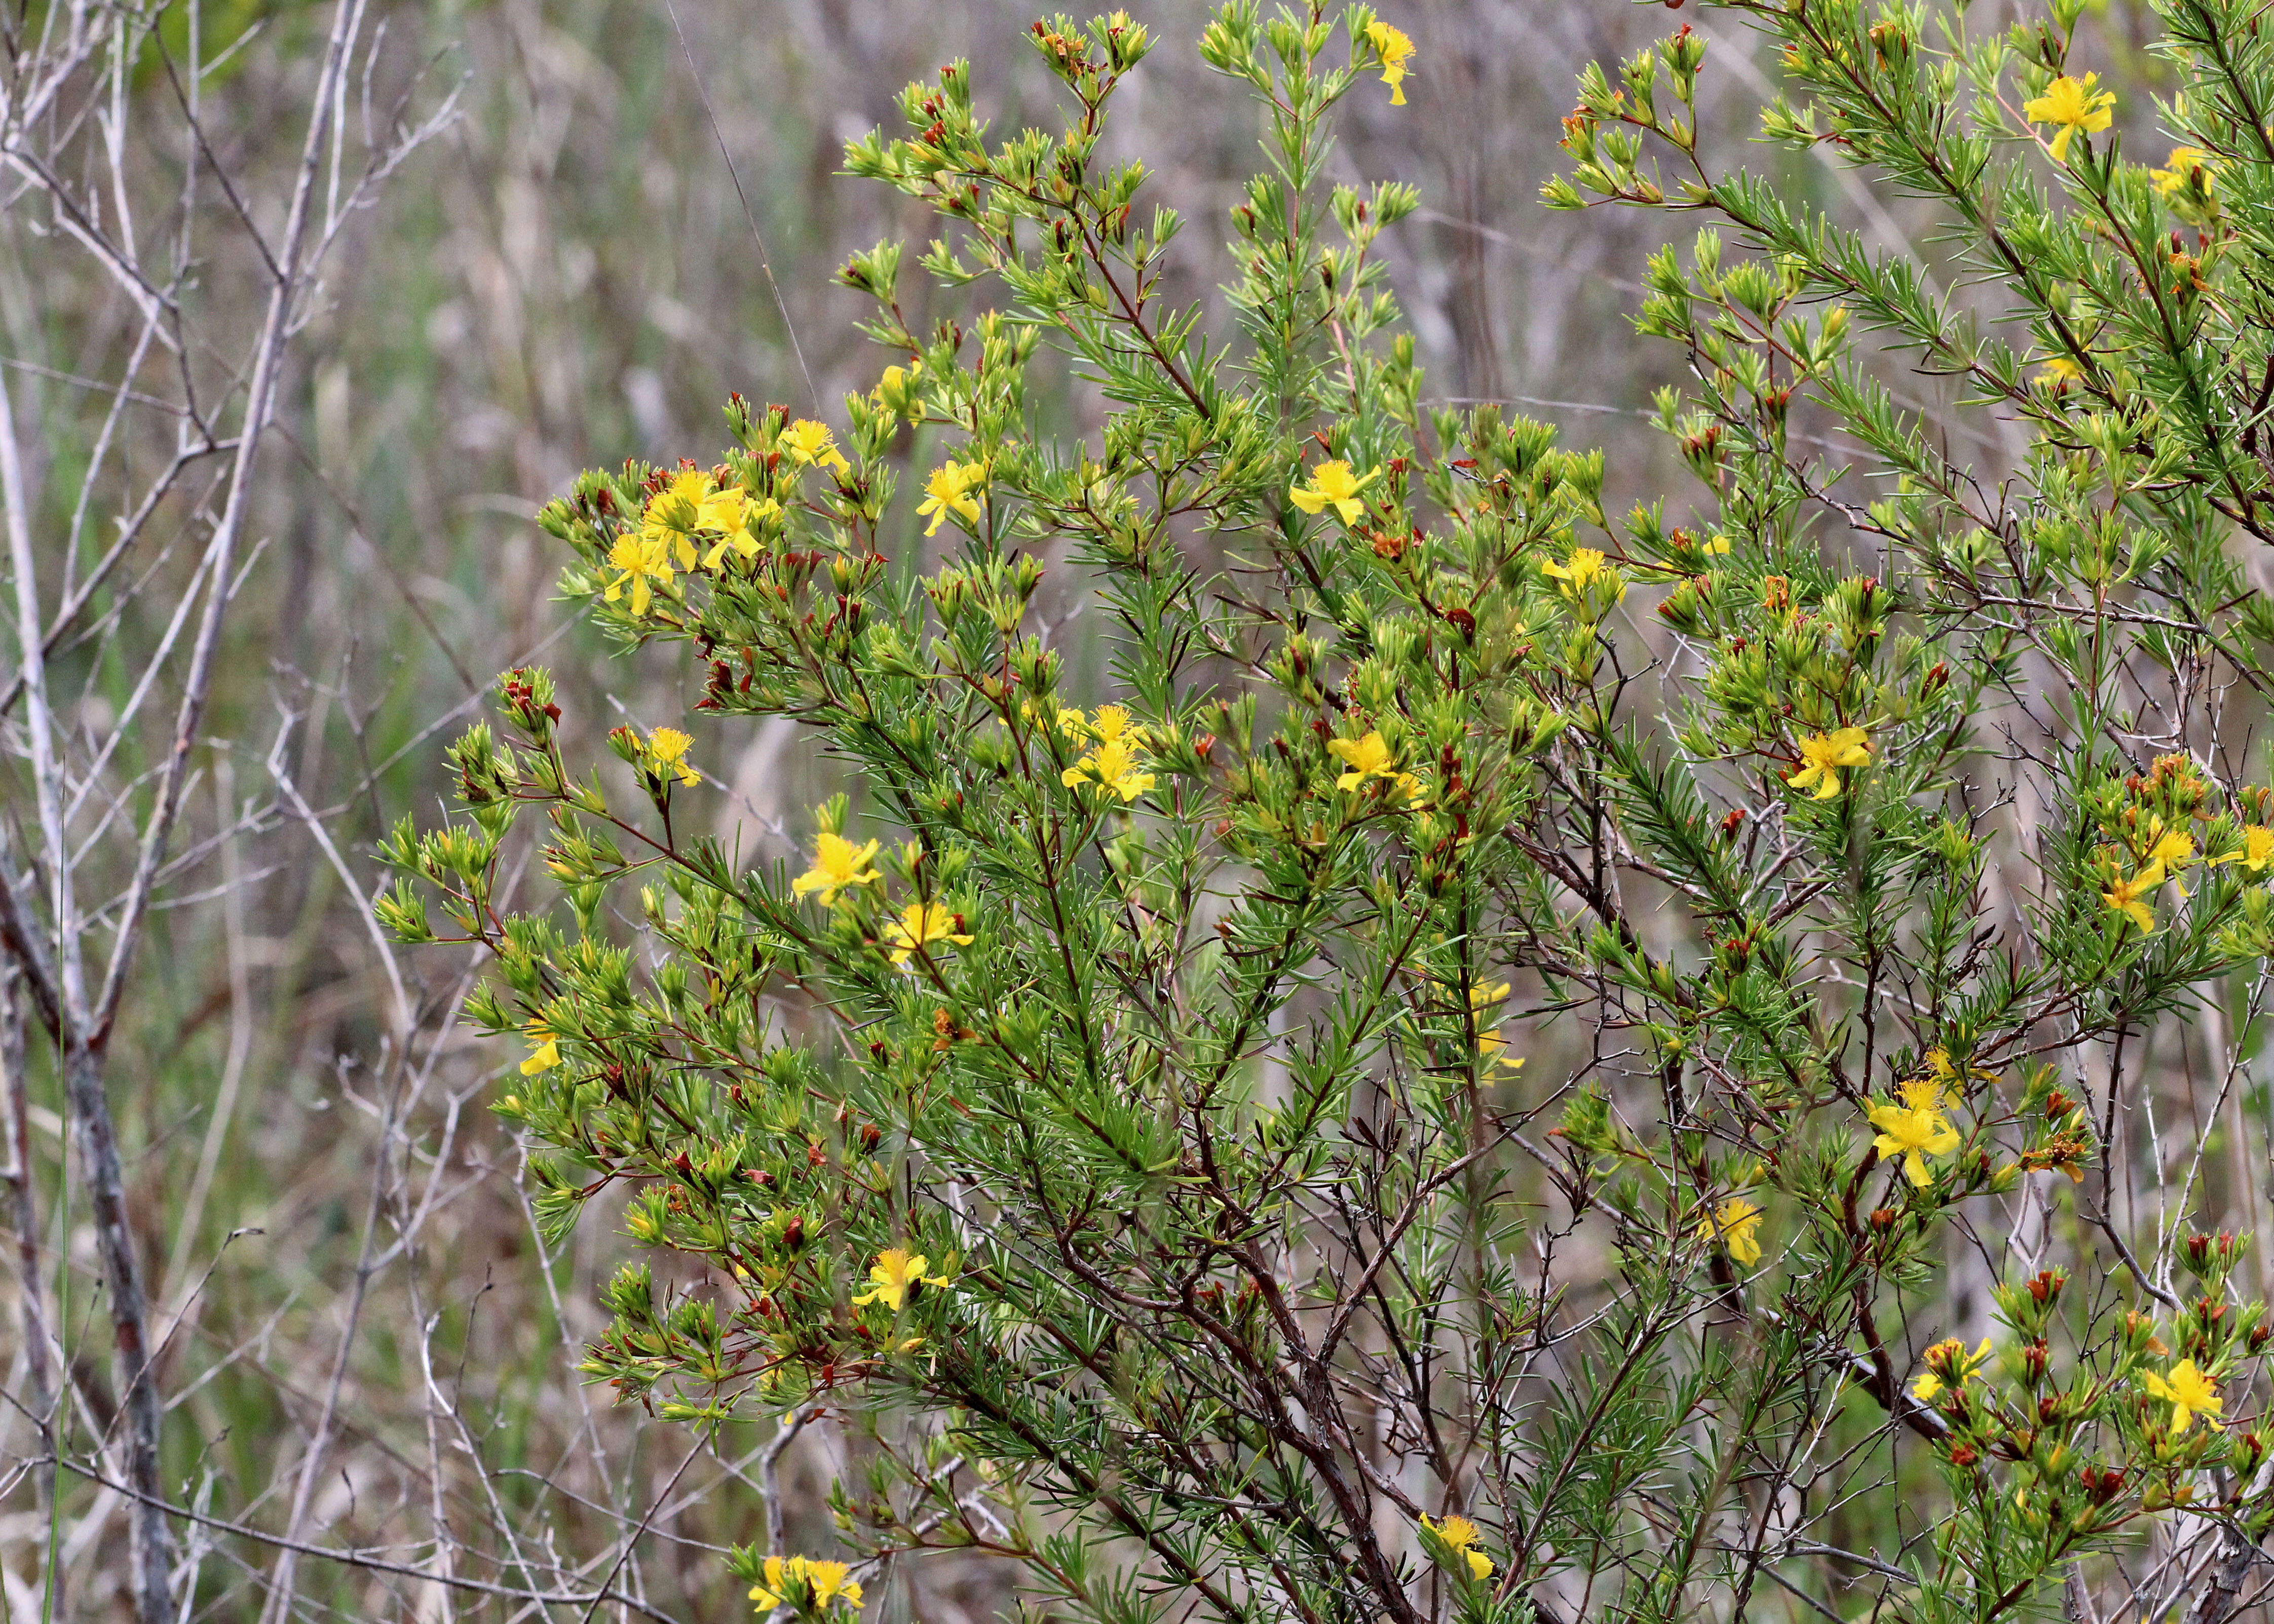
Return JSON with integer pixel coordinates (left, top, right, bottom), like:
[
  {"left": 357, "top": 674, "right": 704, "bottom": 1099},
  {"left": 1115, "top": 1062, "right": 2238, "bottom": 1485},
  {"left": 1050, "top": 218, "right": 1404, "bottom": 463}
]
[{"left": 659, "top": 0, "right": 820, "bottom": 411}]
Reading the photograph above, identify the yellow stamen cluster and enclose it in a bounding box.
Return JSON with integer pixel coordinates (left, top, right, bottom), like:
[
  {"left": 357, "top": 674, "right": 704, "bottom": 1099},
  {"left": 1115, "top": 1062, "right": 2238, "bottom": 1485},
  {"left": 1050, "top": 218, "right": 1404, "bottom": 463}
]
[
  {"left": 643, "top": 726, "right": 701, "bottom": 788},
  {"left": 1421, "top": 1513, "right": 1493, "bottom": 1580}
]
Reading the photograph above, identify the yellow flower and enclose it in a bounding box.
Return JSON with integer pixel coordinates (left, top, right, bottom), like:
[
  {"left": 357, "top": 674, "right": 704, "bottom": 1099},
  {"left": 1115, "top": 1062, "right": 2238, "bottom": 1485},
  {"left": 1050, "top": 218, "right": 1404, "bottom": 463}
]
[
  {"left": 631, "top": 468, "right": 773, "bottom": 574},
  {"left": 646, "top": 726, "right": 701, "bottom": 787},
  {"left": 1421, "top": 1513, "right": 1493, "bottom": 1581},
  {"left": 520, "top": 1019, "right": 560, "bottom": 1075},
  {"left": 702, "top": 494, "right": 782, "bottom": 569},
  {"left": 696, "top": 482, "right": 752, "bottom": 532},
  {"left": 2024, "top": 72, "right": 2116, "bottom": 162},
  {"left": 784, "top": 419, "right": 851, "bottom": 476},
  {"left": 792, "top": 832, "right": 883, "bottom": 906},
  {"left": 2036, "top": 355, "right": 2085, "bottom": 388},
  {"left": 883, "top": 902, "right": 974, "bottom": 967},
  {"left": 1469, "top": 981, "right": 1525, "bottom": 1072},
  {"left": 1905, "top": 1047, "right": 1994, "bottom": 1111},
  {"left": 1911, "top": 1335, "right": 1993, "bottom": 1402},
  {"left": 852, "top": 1248, "right": 953, "bottom": 1310},
  {"left": 749, "top": 1558, "right": 789, "bottom": 1612},
  {"left": 1019, "top": 699, "right": 1090, "bottom": 739},
  {"left": 1867, "top": 1098, "right": 1961, "bottom": 1185},
  {"left": 1474, "top": 1034, "right": 1523, "bottom": 1071},
  {"left": 2148, "top": 826, "right": 2196, "bottom": 874},
  {"left": 1365, "top": 20, "right": 1416, "bottom": 106},
  {"left": 2150, "top": 144, "right": 2217, "bottom": 198},
  {"left": 2216, "top": 824, "right": 2274, "bottom": 873},
  {"left": 749, "top": 1555, "right": 865, "bottom": 1615},
  {"left": 1900, "top": 1071, "right": 1946, "bottom": 1116},
  {"left": 1541, "top": 546, "right": 1607, "bottom": 590},
  {"left": 1788, "top": 727, "right": 1872, "bottom": 800},
  {"left": 638, "top": 470, "right": 712, "bottom": 570},
  {"left": 1328, "top": 730, "right": 1401, "bottom": 791},
  {"left": 1062, "top": 735, "right": 1156, "bottom": 802},
  {"left": 1088, "top": 704, "right": 1141, "bottom": 745},
  {"left": 2103, "top": 867, "right": 2161, "bottom": 935},
  {"left": 1540, "top": 545, "right": 1628, "bottom": 620},
  {"left": 604, "top": 530, "right": 677, "bottom": 617},
  {"left": 917, "top": 460, "right": 987, "bottom": 536},
  {"left": 1696, "top": 1196, "right": 1763, "bottom": 1267},
  {"left": 1432, "top": 1514, "right": 1480, "bottom": 1547},
  {"left": 876, "top": 359, "right": 923, "bottom": 417},
  {"left": 2142, "top": 1359, "right": 2223, "bottom": 1435},
  {"left": 1289, "top": 460, "right": 1377, "bottom": 524},
  {"left": 805, "top": 1563, "right": 861, "bottom": 1610}
]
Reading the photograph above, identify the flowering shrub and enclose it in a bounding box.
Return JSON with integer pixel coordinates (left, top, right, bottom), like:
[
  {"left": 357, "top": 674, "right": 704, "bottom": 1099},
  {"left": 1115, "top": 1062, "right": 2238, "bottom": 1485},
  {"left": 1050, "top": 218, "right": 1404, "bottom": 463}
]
[{"left": 383, "top": 2, "right": 2274, "bottom": 1619}]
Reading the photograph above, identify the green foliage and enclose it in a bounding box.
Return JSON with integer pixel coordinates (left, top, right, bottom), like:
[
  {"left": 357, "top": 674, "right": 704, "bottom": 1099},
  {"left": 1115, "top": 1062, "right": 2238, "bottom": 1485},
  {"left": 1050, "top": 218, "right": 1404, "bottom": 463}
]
[{"left": 388, "top": 3, "right": 2274, "bottom": 1620}]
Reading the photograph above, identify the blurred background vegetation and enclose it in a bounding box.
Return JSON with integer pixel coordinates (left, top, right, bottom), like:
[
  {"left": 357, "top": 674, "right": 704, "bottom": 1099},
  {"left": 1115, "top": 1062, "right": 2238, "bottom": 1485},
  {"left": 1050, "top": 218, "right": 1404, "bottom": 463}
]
[{"left": 0, "top": 0, "right": 2188, "bottom": 1615}]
